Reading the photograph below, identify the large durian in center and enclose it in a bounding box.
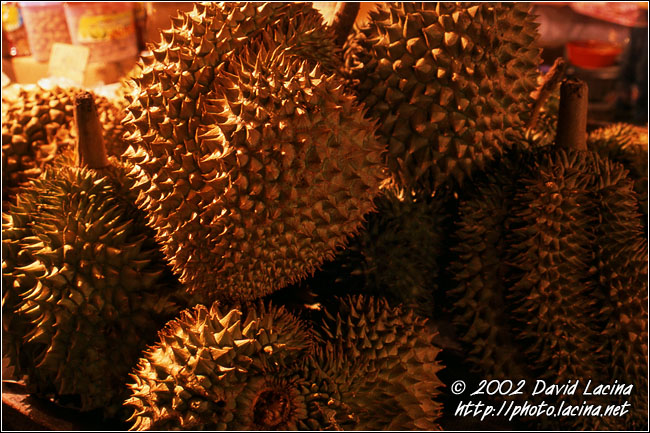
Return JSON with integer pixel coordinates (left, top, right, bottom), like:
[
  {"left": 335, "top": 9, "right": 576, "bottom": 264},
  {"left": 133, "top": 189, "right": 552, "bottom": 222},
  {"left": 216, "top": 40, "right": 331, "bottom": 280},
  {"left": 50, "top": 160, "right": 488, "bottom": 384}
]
[{"left": 122, "top": 3, "right": 385, "bottom": 302}]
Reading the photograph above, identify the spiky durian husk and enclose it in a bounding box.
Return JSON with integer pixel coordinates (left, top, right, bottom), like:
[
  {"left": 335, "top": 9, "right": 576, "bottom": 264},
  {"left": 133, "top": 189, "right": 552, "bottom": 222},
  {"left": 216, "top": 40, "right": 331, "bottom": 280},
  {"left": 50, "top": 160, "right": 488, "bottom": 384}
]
[
  {"left": 122, "top": 6, "right": 385, "bottom": 302},
  {"left": 171, "top": 2, "right": 338, "bottom": 70},
  {"left": 324, "top": 185, "right": 452, "bottom": 317},
  {"left": 588, "top": 123, "right": 648, "bottom": 170},
  {"left": 119, "top": 2, "right": 340, "bottom": 110},
  {"left": 2, "top": 212, "right": 38, "bottom": 377},
  {"left": 448, "top": 150, "right": 532, "bottom": 381},
  {"left": 450, "top": 147, "right": 648, "bottom": 430},
  {"left": 125, "top": 302, "right": 342, "bottom": 430},
  {"left": 344, "top": 2, "right": 541, "bottom": 192},
  {"left": 588, "top": 123, "right": 648, "bottom": 218},
  {"left": 1, "top": 157, "right": 180, "bottom": 416},
  {"left": 121, "top": 2, "right": 340, "bottom": 100},
  {"left": 589, "top": 156, "right": 648, "bottom": 430},
  {"left": 126, "top": 296, "right": 444, "bottom": 431},
  {"left": 319, "top": 295, "right": 444, "bottom": 430},
  {"left": 1, "top": 86, "right": 127, "bottom": 204},
  {"left": 507, "top": 150, "right": 601, "bottom": 384},
  {"left": 505, "top": 150, "right": 607, "bottom": 430},
  {"left": 510, "top": 150, "right": 648, "bottom": 430}
]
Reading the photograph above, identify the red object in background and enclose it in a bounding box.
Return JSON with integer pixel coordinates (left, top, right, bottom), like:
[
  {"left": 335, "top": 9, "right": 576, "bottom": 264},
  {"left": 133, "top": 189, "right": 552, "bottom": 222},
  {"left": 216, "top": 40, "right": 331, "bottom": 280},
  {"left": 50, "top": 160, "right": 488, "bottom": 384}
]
[{"left": 566, "top": 40, "right": 624, "bottom": 69}]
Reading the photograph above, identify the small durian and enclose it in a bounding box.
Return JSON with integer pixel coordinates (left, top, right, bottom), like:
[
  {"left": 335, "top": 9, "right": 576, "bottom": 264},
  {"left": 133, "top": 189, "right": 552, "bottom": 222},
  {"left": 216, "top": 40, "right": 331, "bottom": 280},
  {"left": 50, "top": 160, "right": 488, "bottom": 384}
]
[
  {"left": 122, "top": 2, "right": 385, "bottom": 302},
  {"left": 1, "top": 85, "right": 127, "bottom": 204},
  {"left": 511, "top": 149, "right": 647, "bottom": 431},
  {"left": 1, "top": 93, "right": 180, "bottom": 416},
  {"left": 586, "top": 153, "right": 648, "bottom": 430},
  {"left": 344, "top": 2, "right": 541, "bottom": 192}
]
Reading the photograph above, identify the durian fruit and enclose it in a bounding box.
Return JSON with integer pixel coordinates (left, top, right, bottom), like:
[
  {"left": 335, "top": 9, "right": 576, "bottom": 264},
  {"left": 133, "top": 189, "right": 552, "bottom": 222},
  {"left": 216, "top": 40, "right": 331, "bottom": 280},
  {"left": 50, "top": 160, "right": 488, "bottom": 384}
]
[
  {"left": 588, "top": 122, "right": 648, "bottom": 218},
  {"left": 124, "top": 302, "right": 333, "bottom": 430},
  {"left": 318, "top": 295, "right": 445, "bottom": 431},
  {"left": 506, "top": 149, "right": 606, "bottom": 392},
  {"left": 125, "top": 295, "right": 444, "bottom": 430},
  {"left": 118, "top": 2, "right": 340, "bottom": 107},
  {"left": 1, "top": 93, "right": 180, "bottom": 416},
  {"left": 527, "top": 93, "right": 648, "bottom": 218},
  {"left": 448, "top": 149, "right": 533, "bottom": 382},
  {"left": 311, "top": 184, "right": 453, "bottom": 318},
  {"left": 1, "top": 85, "right": 128, "bottom": 203},
  {"left": 124, "top": 2, "right": 341, "bottom": 85},
  {"left": 2, "top": 212, "right": 38, "bottom": 377},
  {"left": 587, "top": 155, "right": 648, "bottom": 430},
  {"left": 450, "top": 145, "right": 648, "bottom": 430},
  {"left": 122, "top": 3, "right": 385, "bottom": 302},
  {"left": 510, "top": 149, "right": 647, "bottom": 431},
  {"left": 344, "top": 2, "right": 541, "bottom": 192}
]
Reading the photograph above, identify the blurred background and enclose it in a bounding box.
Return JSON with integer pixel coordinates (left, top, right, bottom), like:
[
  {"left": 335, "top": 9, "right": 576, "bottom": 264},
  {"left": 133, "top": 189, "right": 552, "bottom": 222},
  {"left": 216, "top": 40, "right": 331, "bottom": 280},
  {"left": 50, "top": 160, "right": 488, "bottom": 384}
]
[{"left": 2, "top": 2, "right": 648, "bottom": 126}]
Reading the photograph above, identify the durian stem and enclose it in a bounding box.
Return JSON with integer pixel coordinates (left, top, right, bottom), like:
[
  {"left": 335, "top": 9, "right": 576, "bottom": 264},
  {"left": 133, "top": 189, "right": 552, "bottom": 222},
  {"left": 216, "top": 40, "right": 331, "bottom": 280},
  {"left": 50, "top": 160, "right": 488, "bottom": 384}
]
[
  {"left": 74, "top": 92, "right": 109, "bottom": 169},
  {"left": 556, "top": 79, "right": 588, "bottom": 151},
  {"left": 331, "top": 2, "right": 360, "bottom": 47},
  {"left": 527, "top": 57, "right": 567, "bottom": 130}
]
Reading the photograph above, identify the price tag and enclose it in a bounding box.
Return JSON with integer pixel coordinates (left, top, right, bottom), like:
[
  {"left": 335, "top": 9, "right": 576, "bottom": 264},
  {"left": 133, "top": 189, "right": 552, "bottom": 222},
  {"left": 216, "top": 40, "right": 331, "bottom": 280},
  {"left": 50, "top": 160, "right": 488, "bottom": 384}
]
[{"left": 47, "top": 43, "right": 90, "bottom": 85}]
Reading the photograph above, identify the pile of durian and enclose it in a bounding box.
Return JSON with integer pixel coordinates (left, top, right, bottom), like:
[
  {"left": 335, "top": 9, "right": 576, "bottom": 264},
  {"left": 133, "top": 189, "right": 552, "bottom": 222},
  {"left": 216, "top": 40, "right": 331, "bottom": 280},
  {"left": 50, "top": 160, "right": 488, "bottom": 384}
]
[{"left": 2, "top": 2, "right": 647, "bottom": 431}]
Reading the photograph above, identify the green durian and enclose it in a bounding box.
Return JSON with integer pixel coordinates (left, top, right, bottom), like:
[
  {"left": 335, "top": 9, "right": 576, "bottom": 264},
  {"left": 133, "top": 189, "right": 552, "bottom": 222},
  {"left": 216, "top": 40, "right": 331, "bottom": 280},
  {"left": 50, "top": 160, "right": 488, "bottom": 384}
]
[
  {"left": 125, "top": 295, "right": 444, "bottom": 430},
  {"left": 450, "top": 145, "right": 648, "bottom": 430},
  {"left": 122, "top": 2, "right": 385, "bottom": 302},
  {"left": 344, "top": 2, "right": 541, "bottom": 192},
  {"left": 2, "top": 93, "right": 180, "bottom": 416},
  {"left": 1, "top": 85, "right": 127, "bottom": 204}
]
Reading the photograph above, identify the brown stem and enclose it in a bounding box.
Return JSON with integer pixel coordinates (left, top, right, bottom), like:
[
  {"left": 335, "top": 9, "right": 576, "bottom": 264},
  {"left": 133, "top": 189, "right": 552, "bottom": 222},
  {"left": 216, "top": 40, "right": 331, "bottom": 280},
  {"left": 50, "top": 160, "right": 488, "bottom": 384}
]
[
  {"left": 526, "top": 57, "right": 567, "bottom": 130},
  {"left": 74, "top": 92, "right": 109, "bottom": 169},
  {"left": 555, "top": 79, "right": 589, "bottom": 151},
  {"left": 331, "top": 2, "right": 360, "bottom": 47}
]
